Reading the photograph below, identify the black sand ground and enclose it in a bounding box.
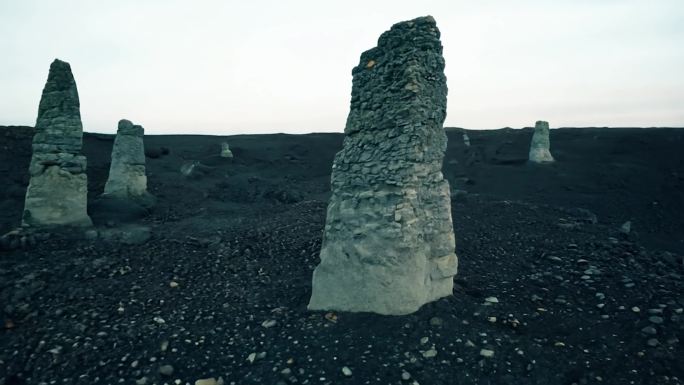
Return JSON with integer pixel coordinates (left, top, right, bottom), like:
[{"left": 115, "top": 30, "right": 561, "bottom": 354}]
[{"left": 1, "top": 126, "right": 683, "bottom": 385}]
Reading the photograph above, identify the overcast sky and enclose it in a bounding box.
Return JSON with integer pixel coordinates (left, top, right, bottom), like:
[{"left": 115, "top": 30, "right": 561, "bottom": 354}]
[{"left": 1, "top": 0, "right": 682, "bottom": 135}]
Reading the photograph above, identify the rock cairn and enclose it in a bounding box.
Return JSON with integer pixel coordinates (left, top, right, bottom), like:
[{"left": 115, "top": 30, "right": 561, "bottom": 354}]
[
  {"left": 22, "top": 59, "right": 92, "bottom": 227},
  {"left": 220, "top": 142, "right": 233, "bottom": 158},
  {"left": 528, "top": 120, "right": 554, "bottom": 163},
  {"left": 308, "top": 16, "right": 457, "bottom": 315},
  {"left": 103, "top": 119, "right": 150, "bottom": 199}
]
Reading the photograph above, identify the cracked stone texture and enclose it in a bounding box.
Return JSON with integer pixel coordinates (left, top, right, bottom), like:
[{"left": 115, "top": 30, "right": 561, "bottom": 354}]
[
  {"left": 529, "top": 121, "right": 555, "bottom": 163},
  {"left": 308, "top": 16, "right": 457, "bottom": 315},
  {"left": 103, "top": 119, "right": 149, "bottom": 198},
  {"left": 22, "top": 59, "right": 92, "bottom": 227}
]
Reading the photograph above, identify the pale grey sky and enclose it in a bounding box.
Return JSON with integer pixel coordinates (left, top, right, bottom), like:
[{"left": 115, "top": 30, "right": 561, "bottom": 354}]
[{"left": 1, "top": 0, "right": 683, "bottom": 134}]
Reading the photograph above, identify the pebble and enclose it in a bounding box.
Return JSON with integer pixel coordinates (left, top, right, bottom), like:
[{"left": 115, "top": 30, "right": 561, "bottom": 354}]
[
  {"left": 429, "top": 317, "right": 443, "bottom": 326},
  {"left": 169, "top": 281, "right": 179, "bottom": 288},
  {"left": 135, "top": 377, "right": 148, "bottom": 385},
  {"left": 484, "top": 297, "right": 499, "bottom": 304},
  {"left": 341, "top": 366, "right": 352, "bottom": 377},
  {"left": 422, "top": 348, "right": 437, "bottom": 358},
  {"left": 641, "top": 326, "right": 657, "bottom": 335},
  {"left": 195, "top": 378, "right": 217, "bottom": 385},
  {"left": 479, "top": 349, "right": 495, "bottom": 358},
  {"left": 647, "top": 338, "right": 659, "bottom": 347},
  {"left": 159, "top": 364, "right": 174, "bottom": 376},
  {"left": 401, "top": 371, "right": 411, "bottom": 380},
  {"left": 247, "top": 353, "right": 257, "bottom": 363},
  {"left": 631, "top": 307, "right": 641, "bottom": 313},
  {"left": 261, "top": 320, "right": 277, "bottom": 328},
  {"left": 648, "top": 316, "right": 664, "bottom": 324}
]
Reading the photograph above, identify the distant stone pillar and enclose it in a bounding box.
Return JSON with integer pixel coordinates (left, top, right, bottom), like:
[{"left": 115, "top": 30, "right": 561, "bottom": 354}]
[
  {"left": 220, "top": 142, "right": 233, "bottom": 158},
  {"left": 463, "top": 132, "right": 471, "bottom": 147},
  {"left": 22, "top": 59, "right": 92, "bottom": 227},
  {"left": 308, "top": 16, "right": 457, "bottom": 315},
  {"left": 528, "top": 121, "right": 555, "bottom": 163},
  {"left": 104, "top": 120, "right": 149, "bottom": 199}
]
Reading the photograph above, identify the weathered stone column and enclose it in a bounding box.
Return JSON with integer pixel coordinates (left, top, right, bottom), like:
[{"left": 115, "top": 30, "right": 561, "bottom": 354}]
[
  {"left": 104, "top": 119, "right": 149, "bottom": 199},
  {"left": 528, "top": 120, "right": 555, "bottom": 163},
  {"left": 308, "top": 16, "right": 457, "bottom": 315},
  {"left": 22, "top": 59, "right": 92, "bottom": 227}
]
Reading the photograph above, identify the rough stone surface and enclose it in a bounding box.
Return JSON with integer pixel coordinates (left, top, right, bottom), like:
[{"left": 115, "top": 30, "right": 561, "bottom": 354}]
[
  {"left": 22, "top": 59, "right": 92, "bottom": 227},
  {"left": 103, "top": 119, "right": 150, "bottom": 199},
  {"left": 308, "top": 16, "right": 457, "bottom": 315},
  {"left": 528, "top": 121, "right": 555, "bottom": 163}
]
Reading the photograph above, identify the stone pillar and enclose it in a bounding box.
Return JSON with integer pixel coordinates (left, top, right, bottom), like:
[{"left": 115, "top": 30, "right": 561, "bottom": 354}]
[
  {"left": 528, "top": 121, "right": 555, "bottom": 163},
  {"left": 308, "top": 16, "right": 457, "bottom": 315},
  {"left": 22, "top": 59, "right": 92, "bottom": 227},
  {"left": 104, "top": 119, "right": 149, "bottom": 199}
]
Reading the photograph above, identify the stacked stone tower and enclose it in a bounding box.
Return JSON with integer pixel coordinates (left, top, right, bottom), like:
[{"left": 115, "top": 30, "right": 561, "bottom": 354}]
[
  {"left": 22, "top": 59, "right": 92, "bottom": 227},
  {"left": 308, "top": 16, "right": 457, "bottom": 315},
  {"left": 528, "top": 120, "right": 555, "bottom": 163},
  {"left": 104, "top": 119, "right": 150, "bottom": 199}
]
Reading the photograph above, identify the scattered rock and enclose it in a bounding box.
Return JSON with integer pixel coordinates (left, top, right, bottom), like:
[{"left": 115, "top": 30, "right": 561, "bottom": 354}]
[{"left": 159, "top": 364, "right": 174, "bottom": 376}]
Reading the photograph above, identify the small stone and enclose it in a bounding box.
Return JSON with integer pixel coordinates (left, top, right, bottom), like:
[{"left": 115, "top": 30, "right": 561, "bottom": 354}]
[
  {"left": 247, "top": 353, "right": 257, "bottom": 363},
  {"left": 169, "top": 281, "right": 179, "bottom": 288},
  {"left": 341, "top": 366, "right": 352, "bottom": 377},
  {"left": 641, "top": 326, "right": 657, "bottom": 335},
  {"left": 487, "top": 316, "right": 497, "bottom": 323},
  {"left": 429, "top": 317, "right": 443, "bottom": 326},
  {"left": 422, "top": 348, "right": 437, "bottom": 358},
  {"left": 646, "top": 338, "right": 659, "bottom": 347},
  {"left": 153, "top": 316, "right": 165, "bottom": 324},
  {"left": 401, "top": 371, "right": 411, "bottom": 380},
  {"left": 261, "top": 320, "right": 277, "bottom": 328},
  {"left": 136, "top": 377, "right": 148, "bottom": 385},
  {"left": 619, "top": 221, "right": 632, "bottom": 235},
  {"left": 420, "top": 337, "right": 429, "bottom": 345},
  {"left": 484, "top": 297, "right": 499, "bottom": 304},
  {"left": 161, "top": 341, "right": 169, "bottom": 352},
  {"left": 648, "top": 316, "right": 664, "bottom": 324},
  {"left": 195, "top": 378, "right": 218, "bottom": 385},
  {"left": 631, "top": 307, "right": 640, "bottom": 313},
  {"left": 159, "top": 364, "right": 174, "bottom": 376},
  {"left": 479, "top": 349, "right": 495, "bottom": 358}
]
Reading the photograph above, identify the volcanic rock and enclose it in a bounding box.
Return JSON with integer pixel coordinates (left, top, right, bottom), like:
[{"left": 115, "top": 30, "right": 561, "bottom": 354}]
[
  {"left": 528, "top": 121, "right": 555, "bottom": 163},
  {"left": 308, "top": 16, "right": 457, "bottom": 315},
  {"left": 21, "top": 59, "right": 92, "bottom": 227},
  {"left": 103, "top": 119, "right": 151, "bottom": 200}
]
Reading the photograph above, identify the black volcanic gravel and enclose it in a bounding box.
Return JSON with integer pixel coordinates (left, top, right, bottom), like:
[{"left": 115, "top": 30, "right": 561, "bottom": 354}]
[
  {"left": 1, "top": 126, "right": 683, "bottom": 384},
  {"left": 1, "top": 196, "right": 682, "bottom": 385}
]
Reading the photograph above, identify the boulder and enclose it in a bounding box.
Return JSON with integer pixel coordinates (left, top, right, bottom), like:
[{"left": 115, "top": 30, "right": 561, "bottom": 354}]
[{"left": 308, "top": 16, "right": 457, "bottom": 315}]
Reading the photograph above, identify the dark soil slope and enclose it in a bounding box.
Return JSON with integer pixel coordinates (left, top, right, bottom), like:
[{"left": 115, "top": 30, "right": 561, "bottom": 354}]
[{"left": 1, "top": 126, "right": 683, "bottom": 385}]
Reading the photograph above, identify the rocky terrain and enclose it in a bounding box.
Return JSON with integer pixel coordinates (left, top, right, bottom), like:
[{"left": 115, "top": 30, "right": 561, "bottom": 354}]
[{"left": 1, "top": 125, "right": 683, "bottom": 384}]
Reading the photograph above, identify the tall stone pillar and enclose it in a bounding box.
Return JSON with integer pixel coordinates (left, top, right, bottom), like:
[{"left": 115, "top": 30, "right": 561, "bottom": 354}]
[
  {"left": 104, "top": 119, "right": 150, "bottom": 199},
  {"left": 308, "top": 16, "right": 457, "bottom": 315},
  {"left": 22, "top": 59, "right": 92, "bottom": 227},
  {"left": 528, "top": 121, "right": 555, "bottom": 163}
]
